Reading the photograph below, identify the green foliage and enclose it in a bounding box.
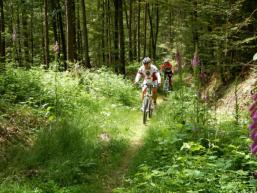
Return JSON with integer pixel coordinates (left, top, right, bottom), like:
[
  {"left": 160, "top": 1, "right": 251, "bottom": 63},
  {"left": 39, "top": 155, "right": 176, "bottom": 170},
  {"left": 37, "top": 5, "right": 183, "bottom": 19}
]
[
  {"left": 0, "top": 66, "right": 139, "bottom": 192},
  {"left": 80, "top": 68, "right": 139, "bottom": 107},
  {"left": 114, "top": 86, "right": 257, "bottom": 193},
  {"left": 0, "top": 68, "right": 43, "bottom": 104}
]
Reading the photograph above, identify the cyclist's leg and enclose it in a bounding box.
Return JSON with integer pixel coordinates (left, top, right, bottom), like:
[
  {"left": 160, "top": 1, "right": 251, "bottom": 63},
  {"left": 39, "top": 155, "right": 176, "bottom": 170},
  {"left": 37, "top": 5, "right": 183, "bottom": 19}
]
[
  {"left": 141, "top": 87, "right": 147, "bottom": 102},
  {"left": 168, "top": 73, "right": 172, "bottom": 90},
  {"left": 141, "top": 86, "right": 147, "bottom": 110}
]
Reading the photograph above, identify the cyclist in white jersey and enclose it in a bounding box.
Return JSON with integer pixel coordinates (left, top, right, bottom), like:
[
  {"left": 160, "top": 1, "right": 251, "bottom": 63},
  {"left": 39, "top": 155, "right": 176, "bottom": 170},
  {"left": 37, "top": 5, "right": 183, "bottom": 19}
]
[{"left": 134, "top": 57, "right": 161, "bottom": 110}]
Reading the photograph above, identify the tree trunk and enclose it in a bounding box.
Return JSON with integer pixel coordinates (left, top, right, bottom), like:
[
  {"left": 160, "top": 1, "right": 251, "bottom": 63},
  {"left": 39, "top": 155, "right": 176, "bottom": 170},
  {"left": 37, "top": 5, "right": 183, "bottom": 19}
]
[
  {"left": 81, "top": 0, "right": 91, "bottom": 68},
  {"left": 76, "top": 2, "right": 82, "bottom": 61},
  {"left": 100, "top": 0, "right": 105, "bottom": 66},
  {"left": 17, "top": 7, "right": 22, "bottom": 67},
  {"left": 128, "top": 0, "right": 133, "bottom": 62},
  {"left": 44, "top": 0, "right": 50, "bottom": 68},
  {"left": 22, "top": 12, "right": 30, "bottom": 68},
  {"left": 57, "top": 0, "right": 67, "bottom": 70},
  {"left": 30, "top": 0, "right": 34, "bottom": 65},
  {"left": 119, "top": 0, "right": 125, "bottom": 75},
  {"left": 147, "top": 2, "right": 159, "bottom": 60},
  {"left": 133, "top": 6, "right": 137, "bottom": 60},
  {"left": 113, "top": 0, "right": 119, "bottom": 74},
  {"left": 143, "top": 2, "right": 147, "bottom": 57},
  {"left": 0, "top": 0, "right": 5, "bottom": 69},
  {"left": 50, "top": 0, "right": 58, "bottom": 43},
  {"left": 65, "top": 0, "right": 76, "bottom": 63},
  {"left": 107, "top": 0, "right": 112, "bottom": 66},
  {"left": 137, "top": 0, "right": 141, "bottom": 62}
]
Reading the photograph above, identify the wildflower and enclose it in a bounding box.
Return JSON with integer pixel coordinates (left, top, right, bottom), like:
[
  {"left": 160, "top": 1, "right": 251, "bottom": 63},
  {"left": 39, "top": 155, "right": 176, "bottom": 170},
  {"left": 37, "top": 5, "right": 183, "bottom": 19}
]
[
  {"left": 249, "top": 121, "right": 257, "bottom": 130},
  {"left": 253, "top": 93, "right": 257, "bottom": 101},
  {"left": 53, "top": 41, "right": 60, "bottom": 53},
  {"left": 251, "top": 141, "right": 257, "bottom": 154},
  {"left": 251, "top": 129, "right": 257, "bottom": 141},
  {"left": 252, "top": 111, "right": 257, "bottom": 121},
  {"left": 200, "top": 72, "right": 207, "bottom": 79},
  {"left": 249, "top": 102, "right": 256, "bottom": 113},
  {"left": 191, "top": 52, "right": 200, "bottom": 67}
]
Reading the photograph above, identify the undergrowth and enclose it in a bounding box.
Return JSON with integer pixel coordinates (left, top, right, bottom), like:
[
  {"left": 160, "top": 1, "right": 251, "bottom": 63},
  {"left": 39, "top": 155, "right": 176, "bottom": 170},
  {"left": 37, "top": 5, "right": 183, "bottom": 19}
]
[
  {"left": 114, "top": 86, "right": 257, "bottom": 193},
  {"left": 0, "top": 66, "right": 140, "bottom": 192}
]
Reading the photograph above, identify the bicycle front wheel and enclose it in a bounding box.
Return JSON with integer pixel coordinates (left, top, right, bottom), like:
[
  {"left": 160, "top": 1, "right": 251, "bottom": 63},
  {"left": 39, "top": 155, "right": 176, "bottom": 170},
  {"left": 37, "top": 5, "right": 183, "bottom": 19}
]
[
  {"left": 143, "top": 97, "right": 149, "bottom": 124},
  {"left": 148, "top": 98, "right": 153, "bottom": 118}
]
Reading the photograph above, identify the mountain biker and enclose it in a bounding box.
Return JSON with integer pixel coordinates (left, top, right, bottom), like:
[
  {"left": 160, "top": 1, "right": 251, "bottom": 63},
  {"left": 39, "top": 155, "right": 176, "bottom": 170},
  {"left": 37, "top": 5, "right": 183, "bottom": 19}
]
[
  {"left": 160, "top": 58, "right": 173, "bottom": 90},
  {"left": 134, "top": 57, "right": 161, "bottom": 110}
]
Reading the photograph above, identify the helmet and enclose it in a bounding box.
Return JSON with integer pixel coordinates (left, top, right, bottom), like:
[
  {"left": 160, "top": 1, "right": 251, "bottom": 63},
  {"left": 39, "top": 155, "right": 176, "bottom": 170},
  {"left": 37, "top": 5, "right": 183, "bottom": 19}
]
[
  {"left": 164, "top": 58, "right": 169, "bottom": 63},
  {"left": 142, "top": 57, "right": 151, "bottom": 65}
]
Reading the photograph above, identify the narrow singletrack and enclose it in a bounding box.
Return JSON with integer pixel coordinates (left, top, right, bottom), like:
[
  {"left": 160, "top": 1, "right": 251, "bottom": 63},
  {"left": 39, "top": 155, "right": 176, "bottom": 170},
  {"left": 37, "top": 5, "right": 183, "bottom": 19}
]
[{"left": 103, "top": 97, "right": 164, "bottom": 193}]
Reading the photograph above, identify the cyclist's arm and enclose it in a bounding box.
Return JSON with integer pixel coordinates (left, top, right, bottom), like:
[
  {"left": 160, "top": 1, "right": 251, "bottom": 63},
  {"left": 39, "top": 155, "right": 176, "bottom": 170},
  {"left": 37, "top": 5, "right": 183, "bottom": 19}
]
[
  {"left": 156, "top": 71, "right": 161, "bottom": 85},
  {"left": 135, "top": 72, "right": 142, "bottom": 84}
]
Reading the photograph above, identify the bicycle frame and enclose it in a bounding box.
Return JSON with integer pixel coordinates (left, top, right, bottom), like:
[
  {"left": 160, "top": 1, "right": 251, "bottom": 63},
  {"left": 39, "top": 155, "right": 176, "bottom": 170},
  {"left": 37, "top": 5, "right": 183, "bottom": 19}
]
[{"left": 143, "top": 78, "right": 154, "bottom": 124}]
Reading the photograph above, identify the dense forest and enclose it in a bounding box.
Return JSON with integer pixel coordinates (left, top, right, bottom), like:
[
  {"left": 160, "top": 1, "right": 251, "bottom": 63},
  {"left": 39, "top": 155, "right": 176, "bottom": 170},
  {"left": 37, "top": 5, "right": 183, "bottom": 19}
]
[
  {"left": 1, "top": 0, "right": 256, "bottom": 77},
  {"left": 1, "top": 0, "right": 257, "bottom": 193}
]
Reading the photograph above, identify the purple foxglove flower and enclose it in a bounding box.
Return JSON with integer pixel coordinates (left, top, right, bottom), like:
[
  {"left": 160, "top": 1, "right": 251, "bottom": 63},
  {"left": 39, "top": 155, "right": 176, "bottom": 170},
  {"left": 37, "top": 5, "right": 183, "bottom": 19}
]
[
  {"left": 249, "top": 121, "right": 257, "bottom": 130},
  {"left": 192, "top": 52, "right": 200, "bottom": 67},
  {"left": 200, "top": 72, "right": 207, "bottom": 80},
  {"left": 251, "top": 110, "right": 256, "bottom": 119},
  {"left": 253, "top": 93, "right": 257, "bottom": 101},
  {"left": 251, "top": 142, "right": 257, "bottom": 154},
  {"left": 251, "top": 129, "right": 257, "bottom": 141},
  {"left": 252, "top": 111, "right": 257, "bottom": 121},
  {"left": 249, "top": 102, "right": 256, "bottom": 113}
]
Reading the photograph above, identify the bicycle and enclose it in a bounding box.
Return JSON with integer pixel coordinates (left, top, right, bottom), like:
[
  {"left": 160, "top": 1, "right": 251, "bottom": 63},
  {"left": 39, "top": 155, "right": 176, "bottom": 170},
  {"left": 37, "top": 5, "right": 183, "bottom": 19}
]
[
  {"left": 162, "top": 70, "right": 173, "bottom": 96},
  {"left": 142, "top": 77, "right": 155, "bottom": 124},
  {"left": 163, "top": 75, "right": 170, "bottom": 96}
]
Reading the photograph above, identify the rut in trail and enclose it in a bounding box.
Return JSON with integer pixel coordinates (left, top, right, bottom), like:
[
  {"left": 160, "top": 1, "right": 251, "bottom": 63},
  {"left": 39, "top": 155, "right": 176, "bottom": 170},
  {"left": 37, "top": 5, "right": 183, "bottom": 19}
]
[{"left": 102, "top": 116, "right": 146, "bottom": 193}]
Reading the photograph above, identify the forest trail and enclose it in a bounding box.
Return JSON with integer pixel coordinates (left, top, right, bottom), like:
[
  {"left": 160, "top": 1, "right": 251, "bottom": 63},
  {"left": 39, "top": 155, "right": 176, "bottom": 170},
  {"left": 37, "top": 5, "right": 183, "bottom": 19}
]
[{"left": 102, "top": 97, "right": 164, "bottom": 193}]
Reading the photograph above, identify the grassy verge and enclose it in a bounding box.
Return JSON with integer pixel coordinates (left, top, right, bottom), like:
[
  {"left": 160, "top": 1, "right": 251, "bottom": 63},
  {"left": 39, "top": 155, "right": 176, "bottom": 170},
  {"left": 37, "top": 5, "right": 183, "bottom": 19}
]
[{"left": 0, "top": 66, "right": 140, "bottom": 192}]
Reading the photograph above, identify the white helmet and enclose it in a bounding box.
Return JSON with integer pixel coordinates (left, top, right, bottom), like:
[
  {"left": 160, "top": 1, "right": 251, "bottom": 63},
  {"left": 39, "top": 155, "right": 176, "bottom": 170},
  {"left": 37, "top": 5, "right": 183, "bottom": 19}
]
[
  {"left": 164, "top": 58, "right": 169, "bottom": 63},
  {"left": 142, "top": 57, "right": 151, "bottom": 65}
]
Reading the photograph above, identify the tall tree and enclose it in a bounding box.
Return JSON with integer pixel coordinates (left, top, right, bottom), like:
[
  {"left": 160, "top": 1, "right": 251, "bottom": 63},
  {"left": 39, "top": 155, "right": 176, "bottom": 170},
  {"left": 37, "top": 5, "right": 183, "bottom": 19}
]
[
  {"left": 113, "top": 0, "right": 119, "bottom": 73},
  {"left": 147, "top": 1, "right": 159, "bottom": 60},
  {"left": 22, "top": 7, "right": 30, "bottom": 68},
  {"left": 143, "top": 2, "right": 147, "bottom": 57},
  {"left": 56, "top": 0, "right": 67, "bottom": 70},
  {"left": 30, "top": 0, "right": 34, "bottom": 65},
  {"left": 81, "top": 0, "right": 91, "bottom": 68},
  {"left": 119, "top": 0, "right": 125, "bottom": 75},
  {"left": 44, "top": 0, "right": 49, "bottom": 68},
  {"left": 65, "top": 0, "right": 76, "bottom": 63},
  {"left": 126, "top": 0, "right": 133, "bottom": 62},
  {"left": 106, "top": 0, "right": 112, "bottom": 66},
  {"left": 0, "top": 0, "right": 5, "bottom": 69},
  {"left": 137, "top": 0, "right": 141, "bottom": 61}
]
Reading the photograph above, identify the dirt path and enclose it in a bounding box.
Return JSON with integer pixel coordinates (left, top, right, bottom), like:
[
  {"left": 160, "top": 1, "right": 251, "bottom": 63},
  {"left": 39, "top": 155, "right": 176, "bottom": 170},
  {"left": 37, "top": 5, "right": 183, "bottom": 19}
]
[
  {"left": 102, "top": 113, "right": 147, "bottom": 193},
  {"left": 103, "top": 97, "right": 164, "bottom": 193}
]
